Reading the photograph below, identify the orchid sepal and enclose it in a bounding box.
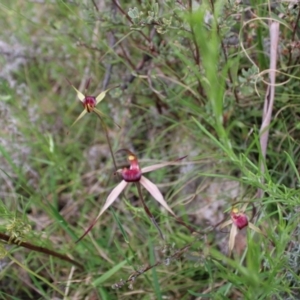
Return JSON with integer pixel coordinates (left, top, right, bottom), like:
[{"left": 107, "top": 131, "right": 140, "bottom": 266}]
[
  {"left": 139, "top": 176, "right": 176, "bottom": 216},
  {"left": 141, "top": 155, "right": 188, "bottom": 173},
  {"left": 66, "top": 79, "right": 85, "bottom": 102},
  {"left": 71, "top": 109, "right": 88, "bottom": 127},
  {"left": 96, "top": 85, "right": 119, "bottom": 104}
]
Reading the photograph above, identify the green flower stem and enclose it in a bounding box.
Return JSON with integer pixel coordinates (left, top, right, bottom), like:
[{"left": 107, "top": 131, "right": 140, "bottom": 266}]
[{"left": 94, "top": 113, "right": 118, "bottom": 172}]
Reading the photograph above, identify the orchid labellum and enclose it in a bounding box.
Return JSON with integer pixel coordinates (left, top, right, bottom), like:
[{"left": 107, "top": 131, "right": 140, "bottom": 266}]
[{"left": 77, "top": 150, "right": 186, "bottom": 242}]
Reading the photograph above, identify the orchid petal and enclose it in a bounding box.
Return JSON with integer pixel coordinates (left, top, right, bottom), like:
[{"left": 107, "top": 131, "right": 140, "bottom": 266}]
[
  {"left": 141, "top": 156, "right": 187, "bottom": 173},
  {"left": 97, "top": 180, "right": 128, "bottom": 218},
  {"left": 228, "top": 224, "right": 238, "bottom": 255},
  {"left": 76, "top": 180, "right": 127, "bottom": 243},
  {"left": 218, "top": 219, "right": 233, "bottom": 230},
  {"left": 139, "top": 176, "right": 176, "bottom": 216},
  {"left": 96, "top": 86, "right": 118, "bottom": 105},
  {"left": 71, "top": 109, "right": 88, "bottom": 127},
  {"left": 248, "top": 222, "right": 264, "bottom": 236},
  {"left": 70, "top": 85, "right": 85, "bottom": 102},
  {"left": 66, "top": 79, "right": 85, "bottom": 102}
]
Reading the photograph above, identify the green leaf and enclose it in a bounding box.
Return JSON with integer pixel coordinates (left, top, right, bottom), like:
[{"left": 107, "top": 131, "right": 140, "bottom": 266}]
[
  {"left": 188, "top": 290, "right": 213, "bottom": 297},
  {"left": 92, "top": 259, "right": 130, "bottom": 286}
]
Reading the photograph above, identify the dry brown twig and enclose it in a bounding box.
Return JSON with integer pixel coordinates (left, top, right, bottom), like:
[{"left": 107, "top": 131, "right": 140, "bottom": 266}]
[{"left": 0, "top": 232, "right": 83, "bottom": 270}]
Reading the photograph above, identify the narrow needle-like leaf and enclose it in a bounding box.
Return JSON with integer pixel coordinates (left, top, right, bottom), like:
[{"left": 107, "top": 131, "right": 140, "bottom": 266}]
[{"left": 139, "top": 176, "right": 175, "bottom": 216}]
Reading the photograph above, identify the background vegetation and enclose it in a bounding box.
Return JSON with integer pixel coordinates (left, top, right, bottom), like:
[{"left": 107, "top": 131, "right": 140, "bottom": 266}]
[{"left": 1, "top": 0, "right": 300, "bottom": 299}]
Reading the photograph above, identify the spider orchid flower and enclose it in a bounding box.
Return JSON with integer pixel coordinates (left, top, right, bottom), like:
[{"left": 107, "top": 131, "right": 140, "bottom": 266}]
[
  {"left": 77, "top": 150, "right": 186, "bottom": 242},
  {"left": 218, "top": 205, "right": 264, "bottom": 256},
  {"left": 67, "top": 78, "right": 118, "bottom": 127}
]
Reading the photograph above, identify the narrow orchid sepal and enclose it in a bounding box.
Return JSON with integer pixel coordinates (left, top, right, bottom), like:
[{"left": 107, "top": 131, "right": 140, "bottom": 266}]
[
  {"left": 98, "top": 180, "right": 128, "bottom": 218},
  {"left": 76, "top": 220, "right": 97, "bottom": 243},
  {"left": 248, "top": 222, "right": 265, "bottom": 235},
  {"left": 71, "top": 109, "right": 88, "bottom": 127},
  {"left": 141, "top": 155, "right": 187, "bottom": 173},
  {"left": 218, "top": 219, "right": 232, "bottom": 230},
  {"left": 71, "top": 86, "right": 85, "bottom": 102},
  {"left": 229, "top": 224, "right": 238, "bottom": 255},
  {"left": 139, "top": 176, "right": 176, "bottom": 216},
  {"left": 96, "top": 85, "right": 119, "bottom": 104},
  {"left": 66, "top": 79, "right": 85, "bottom": 102},
  {"left": 76, "top": 180, "right": 128, "bottom": 243}
]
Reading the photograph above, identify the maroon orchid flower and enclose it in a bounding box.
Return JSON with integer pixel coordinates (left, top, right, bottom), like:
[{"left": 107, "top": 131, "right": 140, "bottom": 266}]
[
  {"left": 99, "top": 150, "right": 180, "bottom": 217},
  {"left": 67, "top": 78, "right": 118, "bottom": 127},
  {"left": 67, "top": 78, "right": 120, "bottom": 170},
  {"left": 218, "top": 204, "right": 264, "bottom": 256},
  {"left": 77, "top": 150, "right": 186, "bottom": 242}
]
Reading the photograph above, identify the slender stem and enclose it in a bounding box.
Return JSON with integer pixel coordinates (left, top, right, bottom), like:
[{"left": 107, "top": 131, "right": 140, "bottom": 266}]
[
  {"left": 0, "top": 232, "right": 83, "bottom": 270},
  {"left": 135, "top": 182, "right": 165, "bottom": 241},
  {"left": 172, "top": 215, "right": 200, "bottom": 235},
  {"left": 94, "top": 113, "right": 118, "bottom": 172},
  {"left": 75, "top": 112, "right": 118, "bottom": 243}
]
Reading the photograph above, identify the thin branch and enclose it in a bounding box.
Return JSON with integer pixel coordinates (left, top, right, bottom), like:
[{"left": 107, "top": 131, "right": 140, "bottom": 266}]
[
  {"left": 111, "top": 0, "right": 151, "bottom": 43},
  {"left": 91, "top": 0, "right": 99, "bottom": 11},
  {"left": 121, "top": 54, "right": 152, "bottom": 90}
]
